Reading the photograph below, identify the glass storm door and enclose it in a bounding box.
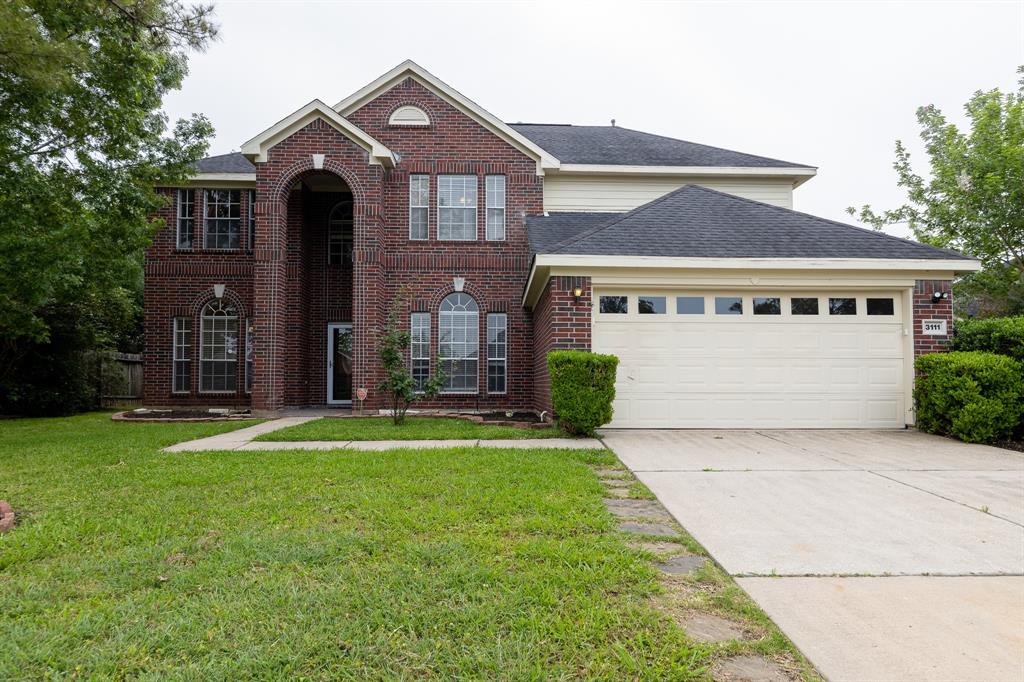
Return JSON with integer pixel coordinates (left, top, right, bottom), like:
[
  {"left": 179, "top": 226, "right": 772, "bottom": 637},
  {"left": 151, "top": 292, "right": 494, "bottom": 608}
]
[{"left": 327, "top": 323, "right": 353, "bottom": 404}]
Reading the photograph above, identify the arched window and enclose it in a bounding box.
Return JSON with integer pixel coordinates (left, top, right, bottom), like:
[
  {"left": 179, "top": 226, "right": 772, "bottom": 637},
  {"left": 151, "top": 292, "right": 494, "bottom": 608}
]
[
  {"left": 327, "top": 200, "right": 353, "bottom": 265},
  {"left": 388, "top": 105, "right": 430, "bottom": 126},
  {"left": 200, "top": 299, "right": 239, "bottom": 392},
  {"left": 438, "top": 293, "right": 478, "bottom": 393}
]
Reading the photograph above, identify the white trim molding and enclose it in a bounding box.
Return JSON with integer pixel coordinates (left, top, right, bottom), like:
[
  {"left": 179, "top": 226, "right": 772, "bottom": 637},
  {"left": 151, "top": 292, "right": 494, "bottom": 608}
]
[
  {"left": 240, "top": 99, "right": 396, "bottom": 166},
  {"left": 333, "top": 60, "right": 559, "bottom": 174},
  {"left": 522, "top": 254, "right": 982, "bottom": 307},
  {"left": 552, "top": 164, "right": 818, "bottom": 187}
]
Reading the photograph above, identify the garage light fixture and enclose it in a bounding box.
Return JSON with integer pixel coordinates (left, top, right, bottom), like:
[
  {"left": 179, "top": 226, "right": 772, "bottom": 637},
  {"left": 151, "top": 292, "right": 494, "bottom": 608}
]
[{"left": 572, "top": 286, "right": 583, "bottom": 302}]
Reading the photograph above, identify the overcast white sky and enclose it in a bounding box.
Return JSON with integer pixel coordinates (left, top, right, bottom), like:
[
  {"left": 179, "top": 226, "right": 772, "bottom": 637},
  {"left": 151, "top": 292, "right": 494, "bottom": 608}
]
[{"left": 162, "top": 0, "right": 1023, "bottom": 237}]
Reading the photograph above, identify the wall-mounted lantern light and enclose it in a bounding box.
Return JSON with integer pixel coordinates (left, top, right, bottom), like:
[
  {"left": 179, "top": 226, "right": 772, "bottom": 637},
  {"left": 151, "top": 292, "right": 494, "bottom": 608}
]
[{"left": 572, "top": 286, "right": 583, "bottom": 302}]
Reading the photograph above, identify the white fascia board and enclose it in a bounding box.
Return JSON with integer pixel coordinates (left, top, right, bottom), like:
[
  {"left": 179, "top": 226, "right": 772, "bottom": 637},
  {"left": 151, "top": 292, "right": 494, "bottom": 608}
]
[
  {"left": 333, "top": 60, "right": 559, "bottom": 174},
  {"left": 523, "top": 254, "right": 981, "bottom": 306},
  {"left": 192, "top": 173, "right": 256, "bottom": 183},
  {"left": 240, "top": 100, "right": 396, "bottom": 167},
  {"left": 536, "top": 254, "right": 981, "bottom": 272},
  {"left": 554, "top": 164, "right": 818, "bottom": 187}
]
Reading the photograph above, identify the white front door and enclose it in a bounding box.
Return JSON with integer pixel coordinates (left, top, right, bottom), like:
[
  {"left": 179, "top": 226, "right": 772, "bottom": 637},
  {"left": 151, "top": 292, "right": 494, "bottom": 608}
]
[
  {"left": 327, "top": 323, "right": 353, "bottom": 405},
  {"left": 592, "top": 291, "right": 907, "bottom": 428}
]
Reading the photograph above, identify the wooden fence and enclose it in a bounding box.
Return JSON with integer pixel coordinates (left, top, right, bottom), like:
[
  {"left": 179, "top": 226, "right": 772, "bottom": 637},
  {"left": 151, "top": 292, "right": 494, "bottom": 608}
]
[{"left": 97, "top": 352, "right": 143, "bottom": 407}]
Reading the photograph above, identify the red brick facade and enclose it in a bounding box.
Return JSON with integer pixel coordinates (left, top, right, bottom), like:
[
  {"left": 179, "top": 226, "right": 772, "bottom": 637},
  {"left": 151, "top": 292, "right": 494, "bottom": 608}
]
[
  {"left": 913, "top": 279, "right": 954, "bottom": 357},
  {"left": 144, "top": 78, "right": 544, "bottom": 413}
]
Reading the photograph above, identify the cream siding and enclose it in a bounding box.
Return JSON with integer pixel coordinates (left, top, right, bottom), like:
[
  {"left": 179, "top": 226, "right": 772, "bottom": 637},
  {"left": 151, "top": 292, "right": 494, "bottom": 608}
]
[{"left": 543, "top": 174, "right": 795, "bottom": 212}]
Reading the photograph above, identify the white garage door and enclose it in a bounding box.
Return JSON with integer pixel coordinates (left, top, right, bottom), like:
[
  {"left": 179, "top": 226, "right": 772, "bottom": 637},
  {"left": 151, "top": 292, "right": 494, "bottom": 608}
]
[{"left": 592, "top": 291, "right": 907, "bottom": 428}]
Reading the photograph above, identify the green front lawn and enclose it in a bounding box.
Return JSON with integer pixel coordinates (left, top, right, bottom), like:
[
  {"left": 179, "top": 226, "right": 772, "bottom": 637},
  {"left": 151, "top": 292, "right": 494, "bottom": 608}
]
[
  {"left": 258, "top": 415, "right": 567, "bottom": 441},
  {"left": 0, "top": 413, "right": 698, "bottom": 678}
]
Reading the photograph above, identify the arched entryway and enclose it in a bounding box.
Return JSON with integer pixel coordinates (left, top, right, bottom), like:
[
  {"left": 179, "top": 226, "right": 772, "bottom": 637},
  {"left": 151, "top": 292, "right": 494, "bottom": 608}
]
[{"left": 286, "top": 171, "right": 354, "bottom": 406}]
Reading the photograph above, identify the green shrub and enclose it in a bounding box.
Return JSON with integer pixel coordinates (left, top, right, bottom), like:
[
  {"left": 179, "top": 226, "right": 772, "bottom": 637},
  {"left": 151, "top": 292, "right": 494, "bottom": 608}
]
[
  {"left": 914, "top": 351, "right": 1024, "bottom": 443},
  {"left": 951, "top": 316, "right": 1024, "bottom": 361},
  {"left": 547, "top": 350, "right": 619, "bottom": 436}
]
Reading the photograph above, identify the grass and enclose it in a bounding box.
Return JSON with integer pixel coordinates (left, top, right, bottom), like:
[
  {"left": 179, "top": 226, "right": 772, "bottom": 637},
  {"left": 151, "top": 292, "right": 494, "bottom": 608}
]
[
  {"left": 257, "top": 416, "right": 568, "bottom": 441},
  {"left": 0, "top": 413, "right": 689, "bottom": 678}
]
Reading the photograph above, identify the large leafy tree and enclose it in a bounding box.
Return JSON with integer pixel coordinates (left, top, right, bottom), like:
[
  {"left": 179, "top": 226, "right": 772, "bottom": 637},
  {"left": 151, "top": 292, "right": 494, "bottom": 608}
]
[
  {"left": 0, "top": 1, "right": 217, "bottom": 411},
  {"left": 849, "top": 68, "right": 1024, "bottom": 317}
]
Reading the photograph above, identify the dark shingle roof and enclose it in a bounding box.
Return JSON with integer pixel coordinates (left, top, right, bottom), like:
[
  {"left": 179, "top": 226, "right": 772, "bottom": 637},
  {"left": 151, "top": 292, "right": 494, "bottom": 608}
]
[
  {"left": 509, "top": 124, "right": 809, "bottom": 168},
  {"left": 196, "top": 152, "right": 255, "bottom": 174},
  {"left": 526, "top": 185, "right": 973, "bottom": 260}
]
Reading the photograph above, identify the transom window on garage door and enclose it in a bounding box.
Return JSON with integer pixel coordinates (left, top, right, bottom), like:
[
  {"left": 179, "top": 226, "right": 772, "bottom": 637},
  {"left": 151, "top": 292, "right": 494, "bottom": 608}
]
[{"left": 595, "top": 294, "right": 897, "bottom": 318}]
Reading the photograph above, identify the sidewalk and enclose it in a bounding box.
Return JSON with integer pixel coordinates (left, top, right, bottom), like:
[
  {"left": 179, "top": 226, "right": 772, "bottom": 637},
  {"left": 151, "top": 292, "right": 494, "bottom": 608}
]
[{"left": 163, "top": 418, "right": 602, "bottom": 452}]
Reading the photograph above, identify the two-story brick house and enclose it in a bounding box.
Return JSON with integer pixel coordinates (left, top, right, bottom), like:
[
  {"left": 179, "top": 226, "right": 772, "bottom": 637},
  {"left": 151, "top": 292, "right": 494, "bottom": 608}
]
[{"left": 145, "top": 60, "right": 978, "bottom": 428}]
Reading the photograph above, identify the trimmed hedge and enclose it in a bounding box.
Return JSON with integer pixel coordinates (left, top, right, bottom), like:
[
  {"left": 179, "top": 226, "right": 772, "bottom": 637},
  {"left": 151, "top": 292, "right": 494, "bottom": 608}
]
[
  {"left": 951, "top": 316, "right": 1024, "bottom": 362},
  {"left": 914, "top": 351, "right": 1024, "bottom": 443},
  {"left": 548, "top": 350, "right": 619, "bottom": 436}
]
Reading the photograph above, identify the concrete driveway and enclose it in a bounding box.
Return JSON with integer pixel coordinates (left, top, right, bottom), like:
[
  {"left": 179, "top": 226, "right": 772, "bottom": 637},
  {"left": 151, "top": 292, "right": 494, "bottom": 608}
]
[{"left": 603, "top": 429, "right": 1024, "bottom": 682}]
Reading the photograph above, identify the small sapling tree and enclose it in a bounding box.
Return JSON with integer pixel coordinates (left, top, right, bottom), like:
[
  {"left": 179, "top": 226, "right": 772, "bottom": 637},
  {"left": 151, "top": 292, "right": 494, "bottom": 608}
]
[{"left": 377, "top": 288, "right": 445, "bottom": 424}]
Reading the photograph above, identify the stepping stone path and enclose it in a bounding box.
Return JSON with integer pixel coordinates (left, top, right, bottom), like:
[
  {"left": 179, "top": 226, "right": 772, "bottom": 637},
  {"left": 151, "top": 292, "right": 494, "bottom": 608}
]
[
  {"left": 634, "top": 540, "right": 687, "bottom": 555},
  {"left": 711, "top": 655, "right": 790, "bottom": 682},
  {"left": 604, "top": 486, "right": 631, "bottom": 498},
  {"left": 594, "top": 469, "right": 627, "bottom": 478},
  {"left": 604, "top": 498, "right": 674, "bottom": 523},
  {"left": 678, "top": 612, "right": 748, "bottom": 643},
  {"left": 656, "top": 554, "right": 707, "bottom": 576},
  {"left": 619, "top": 521, "right": 679, "bottom": 538}
]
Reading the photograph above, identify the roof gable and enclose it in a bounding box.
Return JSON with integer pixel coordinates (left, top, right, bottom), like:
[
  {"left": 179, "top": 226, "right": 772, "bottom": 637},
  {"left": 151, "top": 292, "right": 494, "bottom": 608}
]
[
  {"left": 333, "top": 60, "right": 558, "bottom": 173},
  {"left": 240, "top": 100, "right": 396, "bottom": 166},
  {"left": 528, "top": 185, "right": 975, "bottom": 261}
]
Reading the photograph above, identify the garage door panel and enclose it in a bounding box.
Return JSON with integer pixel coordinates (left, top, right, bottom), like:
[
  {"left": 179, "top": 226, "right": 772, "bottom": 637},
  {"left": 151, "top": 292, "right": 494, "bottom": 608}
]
[{"left": 594, "top": 290, "right": 906, "bottom": 428}]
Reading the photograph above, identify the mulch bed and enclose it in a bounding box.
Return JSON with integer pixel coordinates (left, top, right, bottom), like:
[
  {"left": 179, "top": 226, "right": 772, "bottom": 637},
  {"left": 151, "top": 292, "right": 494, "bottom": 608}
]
[
  {"left": 112, "top": 409, "right": 253, "bottom": 422},
  {"left": 993, "top": 440, "right": 1024, "bottom": 453},
  {"left": 328, "top": 410, "right": 553, "bottom": 430}
]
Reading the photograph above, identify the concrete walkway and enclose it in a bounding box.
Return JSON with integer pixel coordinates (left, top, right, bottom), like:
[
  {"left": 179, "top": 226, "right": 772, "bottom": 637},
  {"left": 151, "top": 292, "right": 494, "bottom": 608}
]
[
  {"left": 164, "top": 418, "right": 601, "bottom": 452},
  {"left": 603, "top": 429, "right": 1024, "bottom": 682}
]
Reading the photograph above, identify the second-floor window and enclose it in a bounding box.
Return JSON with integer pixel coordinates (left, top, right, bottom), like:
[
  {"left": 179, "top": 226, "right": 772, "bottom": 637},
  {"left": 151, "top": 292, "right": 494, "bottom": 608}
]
[
  {"left": 247, "top": 190, "right": 256, "bottom": 251},
  {"left": 204, "top": 189, "right": 241, "bottom": 250},
  {"left": 176, "top": 189, "right": 195, "bottom": 249},
  {"left": 485, "top": 176, "right": 505, "bottom": 241},
  {"left": 409, "top": 174, "right": 428, "bottom": 240},
  {"left": 438, "top": 175, "right": 477, "bottom": 241}
]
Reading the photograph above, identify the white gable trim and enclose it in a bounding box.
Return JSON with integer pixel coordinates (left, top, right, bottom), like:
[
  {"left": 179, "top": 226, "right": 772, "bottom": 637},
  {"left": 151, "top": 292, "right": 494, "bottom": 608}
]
[
  {"left": 333, "top": 60, "right": 559, "bottom": 174},
  {"left": 240, "top": 100, "right": 396, "bottom": 166}
]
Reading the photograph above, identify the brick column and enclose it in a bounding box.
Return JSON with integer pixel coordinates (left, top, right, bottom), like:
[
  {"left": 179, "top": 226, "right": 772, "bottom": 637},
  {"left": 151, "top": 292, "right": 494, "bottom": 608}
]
[
  {"left": 532, "top": 275, "right": 592, "bottom": 412},
  {"left": 251, "top": 195, "right": 288, "bottom": 414},
  {"left": 913, "top": 279, "right": 953, "bottom": 357}
]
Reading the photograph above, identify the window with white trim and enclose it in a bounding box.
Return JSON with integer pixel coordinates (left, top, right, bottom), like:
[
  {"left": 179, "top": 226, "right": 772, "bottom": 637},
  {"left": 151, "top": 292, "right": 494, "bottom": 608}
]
[
  {"left": 204, "top": 189, "right": 241, "bottom": 249},
  {"left": 410, "top": 312, "right": 430, "bottom": 392},
  {"left": 485, "top": 175, "right": 505, "bottom": 241},
  {"left": 172, "top": 317, "right": 191, "bottom": 393},
  {"left": 176, "top": 189, "right": 195, "bottom": 249},
  {"left": 439, "top": 293, "right": 478, "bottom": 393},
  {"left": 486, "top": 313, "right": 507, "bottom": 394},
  {"left": 199, "top": 299, "right": 239, "bottom": 392},
  {"left": 409, "top": 174, "right": 428, "bottom": 240},
  {"left": 438, "top": 175, "right": 477, "bottom": 240},
  {"left": 328, "top": 200, "right": 353, "bottom": 265},
  {"left": 244, "top": 321, "right": 253, "bottom": 393},
  {"left": 247, "top": 190, "right": 256, "bottom": 251}
]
